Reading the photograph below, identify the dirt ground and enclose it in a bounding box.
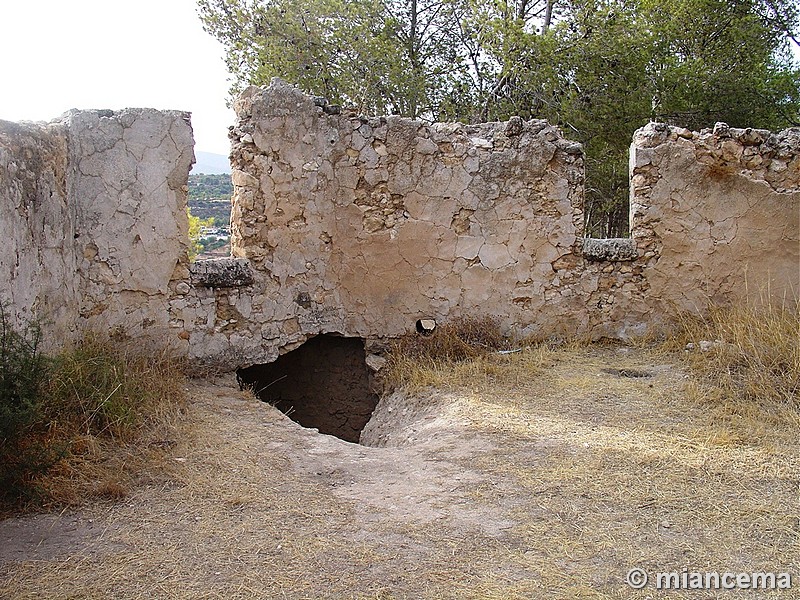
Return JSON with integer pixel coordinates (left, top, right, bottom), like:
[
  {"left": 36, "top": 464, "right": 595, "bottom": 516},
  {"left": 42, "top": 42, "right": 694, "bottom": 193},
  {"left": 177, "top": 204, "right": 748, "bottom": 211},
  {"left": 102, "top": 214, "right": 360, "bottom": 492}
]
[{"left": 1, "top": 346, "right": 798, "bottom": 599}]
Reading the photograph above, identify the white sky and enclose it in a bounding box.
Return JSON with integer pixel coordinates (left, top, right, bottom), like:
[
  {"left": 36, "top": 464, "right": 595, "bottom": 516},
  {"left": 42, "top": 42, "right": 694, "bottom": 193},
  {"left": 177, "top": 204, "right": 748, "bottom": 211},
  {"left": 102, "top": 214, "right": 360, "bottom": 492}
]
[
  {"left": 0, "top": 0, "right": 234, "bottom": 155},
  {"left": 1, "top": 2, "right": 797, "bottom": 155}
]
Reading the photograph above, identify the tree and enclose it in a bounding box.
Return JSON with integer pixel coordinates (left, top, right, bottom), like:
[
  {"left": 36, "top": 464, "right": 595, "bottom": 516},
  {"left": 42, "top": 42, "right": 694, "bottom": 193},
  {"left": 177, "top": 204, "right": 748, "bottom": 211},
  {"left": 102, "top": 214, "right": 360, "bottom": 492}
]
[
  {"left": 198, "top": 0, "right": 800, "bottom": 237},
  {"left": 188, "top": 209, "right": 215, "bottom": 260},
  {"left": 472, "top": 0, "right": 800, "bottom": 235},
  {"left": 642, "top": 0, "right": 800, "bottom": 130},
  {"left": 198, "top": 0, "right": 474, "bottom": 119}
]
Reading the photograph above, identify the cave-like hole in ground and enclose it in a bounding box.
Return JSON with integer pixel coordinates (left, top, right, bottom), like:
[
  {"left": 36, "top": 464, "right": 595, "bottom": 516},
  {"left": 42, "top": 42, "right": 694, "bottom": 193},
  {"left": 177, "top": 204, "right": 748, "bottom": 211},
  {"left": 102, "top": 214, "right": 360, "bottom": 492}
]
[{"left": 236, "top": 335, "right": 379, "bottom": 443}]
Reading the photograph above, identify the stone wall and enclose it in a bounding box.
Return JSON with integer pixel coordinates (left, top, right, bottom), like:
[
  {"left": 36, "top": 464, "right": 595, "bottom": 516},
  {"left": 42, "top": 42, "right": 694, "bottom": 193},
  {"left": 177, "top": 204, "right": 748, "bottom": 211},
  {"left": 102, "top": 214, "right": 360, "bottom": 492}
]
[
  {"left": 630, "top": 122, "right": 799, "bottom": 317},
  {"left": 0, "top": 109, "right": 194, "bottom": 347},
  {"left": 178, "top": 80, "right": 590, "bottom": 365},
  {"left": 182, "top": 80, "right": 796, "bottom": 365},
  {"left": 1, "top": 119, "right": 75, "bottom": 341},
  {"left": 2, "top": 80, "right": 798, "bottom": 369}
]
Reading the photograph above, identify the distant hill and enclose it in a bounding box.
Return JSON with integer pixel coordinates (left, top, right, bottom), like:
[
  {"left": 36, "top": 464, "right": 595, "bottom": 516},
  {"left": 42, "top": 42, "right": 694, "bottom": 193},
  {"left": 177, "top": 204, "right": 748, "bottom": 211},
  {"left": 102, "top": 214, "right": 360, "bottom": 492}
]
[{"left": 192, "top": 151, "right": 231, "bottom": 174}]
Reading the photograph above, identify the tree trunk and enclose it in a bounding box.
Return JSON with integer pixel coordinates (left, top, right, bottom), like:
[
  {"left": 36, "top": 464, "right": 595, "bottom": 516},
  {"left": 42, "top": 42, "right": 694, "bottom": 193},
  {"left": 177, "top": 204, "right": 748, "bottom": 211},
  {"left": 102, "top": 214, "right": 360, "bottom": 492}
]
[{"left": 543, "top": 0, "right": 554, "bottom": 31}]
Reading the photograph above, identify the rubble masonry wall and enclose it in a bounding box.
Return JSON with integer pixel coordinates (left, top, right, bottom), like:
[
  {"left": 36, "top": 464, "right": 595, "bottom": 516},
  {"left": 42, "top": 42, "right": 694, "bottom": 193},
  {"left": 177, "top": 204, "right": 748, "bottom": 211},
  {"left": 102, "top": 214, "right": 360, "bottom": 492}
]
[{"left": 1, "top": 80, "right": 797, "bottom": 368}]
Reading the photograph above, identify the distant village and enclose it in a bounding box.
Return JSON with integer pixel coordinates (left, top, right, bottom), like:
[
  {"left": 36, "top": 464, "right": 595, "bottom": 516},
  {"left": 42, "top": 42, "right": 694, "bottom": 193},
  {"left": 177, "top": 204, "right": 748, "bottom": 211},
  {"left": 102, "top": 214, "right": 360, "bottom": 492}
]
[{"left": 189, "top": 173, "right": 232, "bottom": 258}]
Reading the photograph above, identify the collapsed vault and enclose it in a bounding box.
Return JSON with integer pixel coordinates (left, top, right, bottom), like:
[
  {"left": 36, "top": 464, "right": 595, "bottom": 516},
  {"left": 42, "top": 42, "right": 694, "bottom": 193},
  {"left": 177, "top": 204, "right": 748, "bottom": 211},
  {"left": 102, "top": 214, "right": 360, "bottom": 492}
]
[{"left": 237, "top": 335, "right": 379, "bottom": 443}]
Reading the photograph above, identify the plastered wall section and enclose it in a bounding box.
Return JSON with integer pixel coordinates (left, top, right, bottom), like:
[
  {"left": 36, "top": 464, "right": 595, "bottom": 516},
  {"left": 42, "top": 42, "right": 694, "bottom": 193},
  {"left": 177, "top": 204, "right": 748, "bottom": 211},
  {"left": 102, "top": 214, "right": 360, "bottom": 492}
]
[
  {"left": 0, "top": 119, "right": 77, "bottom": 340},
  {"left": 0, "top": 109, "right": 194, "bottom": 348},
  {"left": 180, "top": 82, "right": 799, "bottom": 367},
  {"left": 630, "top": 123, "right": 799, "bottom": 317},
  {"left": 176, "top": 79, "right": 597, "bottom": 366},
  {"left": 3, "top": 85, "right": 797, "bottom": 369}
]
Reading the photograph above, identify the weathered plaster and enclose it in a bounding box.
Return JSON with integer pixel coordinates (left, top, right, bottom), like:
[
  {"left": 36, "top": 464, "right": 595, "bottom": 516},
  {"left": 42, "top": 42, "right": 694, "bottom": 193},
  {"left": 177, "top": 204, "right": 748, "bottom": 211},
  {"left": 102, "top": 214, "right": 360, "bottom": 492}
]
[
  {"left": 630, "top": 122, "right": 799, "bottom": 318},
  {"left": 1, "top": 80, "right": 797, "bottom": 369},
  {"left": 0, "top": 109, "right": 194, "bottom": 348}
]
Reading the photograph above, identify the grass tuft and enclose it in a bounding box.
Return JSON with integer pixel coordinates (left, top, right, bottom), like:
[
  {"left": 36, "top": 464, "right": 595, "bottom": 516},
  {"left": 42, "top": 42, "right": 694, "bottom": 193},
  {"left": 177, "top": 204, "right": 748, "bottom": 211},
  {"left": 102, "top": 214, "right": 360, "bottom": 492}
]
[
  {"left": 672, "top": 302, "right": 799, "bottom": 408},
  {"left": 383, "top": 316, "right": 551, "bottom": 391},
  {"left": 48, "top": 334, "right": 185, "bottom": 439},
  {"left": 395, "top": 316, "right": 513, "bottom": 361},
  {"left": 0, "top": 319, "right": 187, "bottom": 513},
  {"left": 659, "top": 301, "right": 800, "bottom": 444}
]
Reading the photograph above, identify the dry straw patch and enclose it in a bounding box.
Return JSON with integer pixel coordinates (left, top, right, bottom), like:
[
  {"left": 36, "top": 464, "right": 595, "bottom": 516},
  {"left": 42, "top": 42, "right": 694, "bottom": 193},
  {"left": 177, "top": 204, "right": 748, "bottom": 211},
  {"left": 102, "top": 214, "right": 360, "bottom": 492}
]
[
  {"left": 0, "top": 333, "right": 187, "bottom": 513},
  {"left": 383, "top": 315, "right": 557, "bottom": 391},
  {"left": 1, "top": 314, "right": 798, "bottom": 599},
  {"left": 376, "top": 315, "right": 799, "bottom": 597},
  {"left": 666, "top": 301, "right": 800, "bottom": 444},
  {"left": 436, "top": 348, "right": 796, "bottom": 598}
]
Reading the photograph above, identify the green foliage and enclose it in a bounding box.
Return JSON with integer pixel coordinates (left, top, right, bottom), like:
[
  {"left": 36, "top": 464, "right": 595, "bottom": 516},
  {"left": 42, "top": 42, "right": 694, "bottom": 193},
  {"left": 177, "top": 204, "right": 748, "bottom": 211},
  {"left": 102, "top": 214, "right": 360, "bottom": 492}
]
[
  {"left": 0, "top": 313, "right": 187, "bottom": 509},
  {"left": 50, "top": 341, "right": 136, "bottom": 435},
  {"left": 188, "top": 173, "right": 232, "bottom": 201},
  {"left": 0, "top": 306, "right": 55, "bottom": 500},
  {"left": 199, "top": 0, "right": 800, "bottom": 236},
  {"left": 188, "top": 199, "right": 231, "bottom": 226},
  {"left": 188, "top": 209, "right": 216, "bottom": 261},
  {"left": 0, "top": 306, "right": 46, "bottom": 443},
  {"left": 641, "top": 0, "right": 800, "bottom": 130},
  {"left": 199, "top": 0, "right": 477, "bottom": 119},
  {"left": 188, "top": 174, "right": 232, "bottom": 229},
  {"left": 198, "top": 237, "right": 229, "bottom": 253}
]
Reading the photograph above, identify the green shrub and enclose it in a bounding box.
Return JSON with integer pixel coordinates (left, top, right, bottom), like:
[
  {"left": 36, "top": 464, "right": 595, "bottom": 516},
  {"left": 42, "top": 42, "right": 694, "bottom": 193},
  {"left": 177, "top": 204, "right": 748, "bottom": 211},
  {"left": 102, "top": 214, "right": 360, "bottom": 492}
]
[
  {"left": 0, "top": 305, "right": 57, "bottom": 501},
  {"left": 0, "top": 312, "right": 186, "bottom": 511}
]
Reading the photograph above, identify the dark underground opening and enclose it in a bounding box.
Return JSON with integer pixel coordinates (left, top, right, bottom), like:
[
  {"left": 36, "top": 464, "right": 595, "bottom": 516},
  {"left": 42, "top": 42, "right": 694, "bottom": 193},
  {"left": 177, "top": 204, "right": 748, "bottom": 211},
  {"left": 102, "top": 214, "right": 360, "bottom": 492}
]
[{"left": 236, "top": 335, "right": 380, "bottom": 444}]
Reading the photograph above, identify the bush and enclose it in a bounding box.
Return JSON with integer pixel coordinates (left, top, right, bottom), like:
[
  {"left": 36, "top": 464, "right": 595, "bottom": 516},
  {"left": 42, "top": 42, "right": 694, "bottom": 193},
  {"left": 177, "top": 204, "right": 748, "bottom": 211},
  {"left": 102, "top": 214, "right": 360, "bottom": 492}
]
[
  {"left": 0, "top": 306, "right": 57, "bottom": 501},
  {"left": 0, "top": 312, "right": 186, "bottom": 511}
]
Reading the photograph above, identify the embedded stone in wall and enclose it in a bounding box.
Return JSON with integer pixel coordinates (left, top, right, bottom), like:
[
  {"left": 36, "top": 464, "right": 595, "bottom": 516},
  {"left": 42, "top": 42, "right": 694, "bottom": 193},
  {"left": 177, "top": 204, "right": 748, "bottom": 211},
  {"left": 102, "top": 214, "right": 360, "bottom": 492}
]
[
  {"left": 216, "top": 78, "right": 589, "bottom": 366},
  {"left": 4, "top": 90, "right": 797, "bottom": 369},
  {"left": 190, "top": 258, "right": 255, "bottom": 288},
  {"left": 582, "top": 238, "right": 638, "bottom": 262}
]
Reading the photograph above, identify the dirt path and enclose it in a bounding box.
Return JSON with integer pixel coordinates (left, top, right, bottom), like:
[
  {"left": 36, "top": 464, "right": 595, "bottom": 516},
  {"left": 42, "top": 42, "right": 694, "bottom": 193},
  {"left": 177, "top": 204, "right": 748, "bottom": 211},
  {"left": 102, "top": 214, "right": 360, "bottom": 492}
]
[{"left": 1, "top": 346, "right": 798, "bottom": 599}]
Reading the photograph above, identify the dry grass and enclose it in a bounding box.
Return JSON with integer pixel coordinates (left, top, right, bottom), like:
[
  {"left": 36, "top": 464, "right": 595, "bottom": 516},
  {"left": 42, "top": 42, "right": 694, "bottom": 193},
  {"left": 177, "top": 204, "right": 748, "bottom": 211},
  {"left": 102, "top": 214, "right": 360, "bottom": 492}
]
[
  {"left": 663, "top": 302, "right": 800, "bottom": 444},
  {"left": 673, "top": 303, "right": 799, "bottom": 405},
  {"left": 430, "top": 345, "right": 798, "bottom": 598},
  {"left": 4, "top": 346, "right": 797, "bottom": 599},
  {"left": 368, "top": 311, "right": 800, "bottom": 596},
  {"left": 384, "top": 316, "right": 556, "bottom": 391},
  {"left": 2, "top": 310, "right": 798, "bottom": 599},
  {"left": 1, "top": 334, "right": 187, "bottom": 513}
]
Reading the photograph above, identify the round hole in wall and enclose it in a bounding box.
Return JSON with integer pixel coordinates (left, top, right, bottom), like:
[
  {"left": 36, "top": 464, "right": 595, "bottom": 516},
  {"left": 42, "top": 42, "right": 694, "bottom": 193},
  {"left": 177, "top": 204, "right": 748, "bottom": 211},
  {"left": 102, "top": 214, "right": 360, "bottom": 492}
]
[{"left": 415, "top": 319, "right": 436, "bottom": 336}]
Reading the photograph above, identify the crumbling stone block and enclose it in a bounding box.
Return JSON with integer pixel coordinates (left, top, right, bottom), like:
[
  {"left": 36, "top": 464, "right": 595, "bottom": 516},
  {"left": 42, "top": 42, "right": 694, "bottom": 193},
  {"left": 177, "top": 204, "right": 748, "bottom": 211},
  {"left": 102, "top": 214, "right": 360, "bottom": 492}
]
[
  {"left": 582, "top": 238, "right": 638, "bottom": 262},
  {"left": 190, "top": 258, "right": 255, "bottom": 288}
]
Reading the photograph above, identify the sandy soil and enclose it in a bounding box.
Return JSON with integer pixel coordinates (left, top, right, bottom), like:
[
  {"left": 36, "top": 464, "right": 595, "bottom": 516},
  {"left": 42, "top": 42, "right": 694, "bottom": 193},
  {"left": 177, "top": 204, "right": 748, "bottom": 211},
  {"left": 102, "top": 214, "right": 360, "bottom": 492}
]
[{"left": 1, "top": 346, "right": 797, "bottom": 599}]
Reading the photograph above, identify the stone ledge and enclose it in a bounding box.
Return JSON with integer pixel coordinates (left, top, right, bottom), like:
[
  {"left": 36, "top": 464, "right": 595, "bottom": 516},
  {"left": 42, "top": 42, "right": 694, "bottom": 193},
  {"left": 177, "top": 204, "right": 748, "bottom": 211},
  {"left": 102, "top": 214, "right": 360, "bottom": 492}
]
[
  {"left": 190, "top": 258, "right": 254, "bottom": 288},
  {"left": 582, "top": 238, "right": 638, "bottom": 262}
]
